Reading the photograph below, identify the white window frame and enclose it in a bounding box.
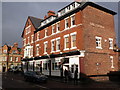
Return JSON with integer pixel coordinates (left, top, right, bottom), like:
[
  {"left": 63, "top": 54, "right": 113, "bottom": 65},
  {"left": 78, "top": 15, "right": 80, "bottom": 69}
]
[
  {"left": 65, "top": 17, "right": 69, "bottom": 30},
  {"left": 70, "top": 32, "right": 77, "bottom": 49},
  {"left": 109, "top": 38, "right": 113, "bottom": 49},
  {"left": 25, "top": 25, "right": 31, "bottom": 35},
  {"left": 70, "top": 14, "right": 76, "bottom": 27},
  {"left": 37, "top": 32, "right": 39, "bottom": 41},
  {"left": 15, "top": 57, "right": 18, "bottom": 62},
  {"left": 44, "top": 41, "right": 48, "bottom": 54},
  {"left": 30, "top": 46, "right": 33, "bottom": 57},
  {"left": 56, "top": 22, "right": 60, "bottom": 33},
  {"left": 95, "top": 36, "right": 102, "bottom": 49},
  {"left": 10, "top": 57, "right": 12, "bottom": 61},
  {"left": 51, "top": 39, "right": 55, "bottom": 53},
  {"left": 36, "top": 44, "right": 39, "bottom": 56},
  {"left": 110, "top": 56, "right": 114, "bottom": 69},
  {"left": 45, "top": 29, "right": 48, "bottom": 37},
  {"left": 64, "top": 34, "right": 69, "bottom": 51},
  {"left": 52, "top": 24, "right": 55, "bottom": 35},
  {"left": 56, "top": 37, "right": 61, "bottom": 52}
]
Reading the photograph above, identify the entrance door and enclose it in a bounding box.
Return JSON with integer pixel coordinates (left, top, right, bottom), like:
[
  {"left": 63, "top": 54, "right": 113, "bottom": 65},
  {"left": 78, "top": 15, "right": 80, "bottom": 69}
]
[{"left": 71, "top": 64, "right": 78, "bottom": 78}]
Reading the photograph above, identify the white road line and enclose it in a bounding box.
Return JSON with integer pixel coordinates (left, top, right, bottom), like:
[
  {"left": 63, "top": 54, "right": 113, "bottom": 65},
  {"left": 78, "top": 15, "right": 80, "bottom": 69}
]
[{"left": 35, "top": 85, "right": 48, "bottom": 89}]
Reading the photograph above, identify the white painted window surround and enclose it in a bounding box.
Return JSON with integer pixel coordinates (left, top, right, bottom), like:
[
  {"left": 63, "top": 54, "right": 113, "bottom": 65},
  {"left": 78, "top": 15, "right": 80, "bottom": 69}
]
[
  {"left": 44, "top": 41, "right": 48, "bottom": 54},
  {"left": 70, "top": 32, "right": 77, "bottom": 49},
  {"left": 110, "top": 56, "right": 114, "bottom": 69},
  {"left": 64, "top": 34, "right": 69, "bottom": 51},
  {"left": 95, "top": 36, "right": 102, "bottom": 49},
  {"left": 109, "top": 38, "right": 113, "bottom": 49},
  {"left": 56, "top": 37, "right": 61, "bottom": 52},
  {"left": 51, "top": 39, "right": 56, "bottom": 53}
]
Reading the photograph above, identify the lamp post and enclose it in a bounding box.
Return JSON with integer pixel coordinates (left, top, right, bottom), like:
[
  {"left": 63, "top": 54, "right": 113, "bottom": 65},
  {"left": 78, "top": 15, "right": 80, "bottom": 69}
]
[{"left": 33, "top": 59, "right": 35, "bottom": 71}]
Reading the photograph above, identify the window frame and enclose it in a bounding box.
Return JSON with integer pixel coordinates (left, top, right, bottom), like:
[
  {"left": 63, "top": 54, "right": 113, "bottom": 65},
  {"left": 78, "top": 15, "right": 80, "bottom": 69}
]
[
  {"left": 52, "top": 25, "right": 55, "bottom": 34},
  {"left": 36, "top": 44, "right": 39, "bottom": 56},
  {"left": 109, "top": 38, "right": 113, "bottom": 49},
  {"left": 65, "top": 17, "right": 69, "bottom": 29},
  {"left": 70, "top": 32, "right": 77, "bottom": 49},
  {"left": 70, "top": 14, "right": 76, "bottom": 27},
  {"left": 51, "top": 39, "right": 55, "bottom": 53},
  {"left": 64, "top": 34, "right": 69, "bottom": 51},
  {"left": 56, "top": 37, "right": 61, "bottom": 52},
  {"left": 110, "top": 56, "right": 114, "bottom": 69},
  {"left": 95, "top": 36, "right": 102, "bottom": 49},
  {"left": 44, "top": 41, "right": 48, "bottom": 54},
  {"left": 56, "top": 22, "right": 60, "bottom": 33}
]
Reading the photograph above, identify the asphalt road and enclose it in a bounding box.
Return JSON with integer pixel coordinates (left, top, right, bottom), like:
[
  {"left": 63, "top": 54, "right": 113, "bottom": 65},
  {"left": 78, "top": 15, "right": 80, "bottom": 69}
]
[{"left": 1, "top": 72, "right": 120, "bottom": 90}]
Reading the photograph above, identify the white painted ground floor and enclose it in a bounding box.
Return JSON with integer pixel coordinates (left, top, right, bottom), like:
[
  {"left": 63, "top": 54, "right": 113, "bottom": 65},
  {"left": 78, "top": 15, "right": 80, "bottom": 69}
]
[{"left": 22, "top": 53, "right": 85, "bottom": 79}]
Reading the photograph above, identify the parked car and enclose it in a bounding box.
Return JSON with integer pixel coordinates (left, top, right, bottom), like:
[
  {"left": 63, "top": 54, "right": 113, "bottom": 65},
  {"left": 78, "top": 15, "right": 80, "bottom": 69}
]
[
  {"left": 24, "top": 71, "right": 48, "bottom": 83},
  {"left": 8, "top": 66, "right": 22, "bottom": 73}
]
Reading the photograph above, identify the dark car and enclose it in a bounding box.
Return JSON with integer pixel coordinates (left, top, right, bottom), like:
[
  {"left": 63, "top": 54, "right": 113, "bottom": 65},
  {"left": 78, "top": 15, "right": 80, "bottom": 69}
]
[
  {"left": 8, "top": 66, "right": 22, "bottom": 73},
  {"left": 24, "top": 71, "right": 48, "bottom": 83}
]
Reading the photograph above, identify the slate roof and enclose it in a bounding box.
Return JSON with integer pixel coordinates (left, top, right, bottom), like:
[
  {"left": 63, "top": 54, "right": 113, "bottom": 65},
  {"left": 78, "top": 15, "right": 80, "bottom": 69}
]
[{"left": 28, "top": 16, "right": 43, "bottom": 29}]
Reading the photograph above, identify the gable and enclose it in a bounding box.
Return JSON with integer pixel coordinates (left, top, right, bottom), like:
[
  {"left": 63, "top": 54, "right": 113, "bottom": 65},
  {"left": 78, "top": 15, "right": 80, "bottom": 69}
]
[{"left": 21, "top": 16, "right": 42, "bottom": 38}]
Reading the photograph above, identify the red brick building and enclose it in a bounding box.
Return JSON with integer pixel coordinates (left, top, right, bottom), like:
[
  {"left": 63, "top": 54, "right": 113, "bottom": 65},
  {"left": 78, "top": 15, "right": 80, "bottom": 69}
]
[
  {"left": 0, "top": 43, "right": 22, "bottom": 72},
  {"left": 22, "top": 1, "right": 118, "bottom": 80}
]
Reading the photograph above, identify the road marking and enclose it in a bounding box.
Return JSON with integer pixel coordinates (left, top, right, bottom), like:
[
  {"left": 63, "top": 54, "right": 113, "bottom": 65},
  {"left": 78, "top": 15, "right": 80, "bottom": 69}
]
[{"left": 35, "top": 85, "right": 48, "bottom": 89}]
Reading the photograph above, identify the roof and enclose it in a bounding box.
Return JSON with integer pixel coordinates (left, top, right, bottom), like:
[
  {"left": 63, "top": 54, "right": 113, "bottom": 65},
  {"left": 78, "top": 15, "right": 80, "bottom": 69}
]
[
  {"left": 21, "top": 16, "right": 42, "bottom": 37},
  {"left": 36, "top": 1, "right": 116, "bottom": 32},
  {"left": 58, "top": 1, "right": 116, "bottom": 15},
  {"left": 29, "top": 16, "right": 43, "bottom": 29}
]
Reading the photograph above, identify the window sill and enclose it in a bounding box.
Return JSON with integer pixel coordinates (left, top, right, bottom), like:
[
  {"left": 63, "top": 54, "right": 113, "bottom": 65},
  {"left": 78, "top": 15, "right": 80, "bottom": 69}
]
[
  {"left": 111, "top": 66, "right": 114, "bottom": 69},
  {"left": 96, "top": 47, "right": 102, "bottom": 49},
  {"left": 64, "top": 48, "right": 69, "bottom": 51},
  {"left": 56, "top": 31, "right": 60, "bottom": 34},
  {"left": 51, "top": 51, "right": 55, "bottom": 53},
  {"left": 56, "top": 50, "right": 60, "bottom": 52},
  {"left": 64, "top": 27, "right": 69, "bottom": 31},
  {"left": 109, "top": 47, "right": 113, "bottom": 49},
  {"left": 44, "top": 52, "right": 47, "bottom": 55},
  {"left": 70, "top": 47, "right": 77, "bottom": 50},
  {"left": 70, "top": 25, "right": 76, "bottom": 28},
  {"left": 51, "top": 33, "right": 56, "bottom": 35}
]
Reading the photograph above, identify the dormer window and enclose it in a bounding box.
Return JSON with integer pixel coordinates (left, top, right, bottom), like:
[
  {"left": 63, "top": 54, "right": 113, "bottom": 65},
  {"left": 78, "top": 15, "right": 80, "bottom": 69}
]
[
  {"left": 57, "top": 2, "right": 80, "bottom": 17},
  {"left": 3, "top": 50, "right": 7, "bottom": 53},
  {"left": 72, "top": 3, "right": 75, "bottom": 9},
  {"left": 12, "top": 50, "right": 17, "bottom": 54}
]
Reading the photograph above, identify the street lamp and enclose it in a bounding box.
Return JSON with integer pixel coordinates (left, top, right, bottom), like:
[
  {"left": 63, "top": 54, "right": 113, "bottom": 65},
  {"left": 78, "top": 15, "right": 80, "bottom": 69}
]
[{"left": 33, "top": 59, "right": 35, "bottom": 71}]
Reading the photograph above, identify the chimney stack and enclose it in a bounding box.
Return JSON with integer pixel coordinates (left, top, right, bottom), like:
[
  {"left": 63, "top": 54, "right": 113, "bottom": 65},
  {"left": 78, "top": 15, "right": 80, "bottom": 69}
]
[
  {"left": 14, "top": 43, "right": 18, "bottom": 48},
  {"left": 44, "top": 15, "right": 47, "bottom": 19},
  {"left": 47, "top": 11, "right": 55, "bottom": 17}
]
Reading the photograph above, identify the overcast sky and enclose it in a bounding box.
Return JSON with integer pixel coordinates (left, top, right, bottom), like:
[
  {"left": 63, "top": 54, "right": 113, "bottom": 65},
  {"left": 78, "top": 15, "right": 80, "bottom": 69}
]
[{"left": 2, "top": 1, "right": 119, "bottom": 48}]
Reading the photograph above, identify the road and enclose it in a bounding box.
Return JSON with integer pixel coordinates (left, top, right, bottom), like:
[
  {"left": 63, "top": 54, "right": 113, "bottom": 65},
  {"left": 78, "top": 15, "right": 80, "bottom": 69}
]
[{"left": 1, "top": 72, "right": 120, "bottom": 90}]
